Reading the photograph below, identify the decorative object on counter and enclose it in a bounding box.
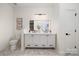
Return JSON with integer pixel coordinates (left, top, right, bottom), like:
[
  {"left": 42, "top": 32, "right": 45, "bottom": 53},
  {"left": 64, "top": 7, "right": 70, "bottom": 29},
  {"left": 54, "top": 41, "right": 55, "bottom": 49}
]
[
  {"left": 37, "top": 24, "right": 41, "bottom": 32},
  {"left": 35, "top": 13, "right": 46, "bottom": 15},
  {"left": 50, "top": 30, "right": 52, "bottom": 33},
  {"left": 16, "top": 18, "right": 23, "bottom": 30}
]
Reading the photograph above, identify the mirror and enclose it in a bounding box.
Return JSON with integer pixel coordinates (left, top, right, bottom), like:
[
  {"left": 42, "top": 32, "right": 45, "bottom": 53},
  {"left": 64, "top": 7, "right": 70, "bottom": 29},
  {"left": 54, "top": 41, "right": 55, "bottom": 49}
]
[
  {"left": 29, "top": 20, "right": 50, "bottom": 33},
  {"left": 34, "top": 20, "right": 49, "bottom": 33}
]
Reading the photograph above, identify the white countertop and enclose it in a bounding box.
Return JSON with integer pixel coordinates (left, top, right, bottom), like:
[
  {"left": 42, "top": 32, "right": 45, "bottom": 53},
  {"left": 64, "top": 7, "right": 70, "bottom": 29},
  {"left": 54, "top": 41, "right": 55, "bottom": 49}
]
[
  {"left": 23, "top": 32, "right": 56, "bottom": 35},
  {"left": 22, "top": 29, "right": 56, "bottom": 35}
]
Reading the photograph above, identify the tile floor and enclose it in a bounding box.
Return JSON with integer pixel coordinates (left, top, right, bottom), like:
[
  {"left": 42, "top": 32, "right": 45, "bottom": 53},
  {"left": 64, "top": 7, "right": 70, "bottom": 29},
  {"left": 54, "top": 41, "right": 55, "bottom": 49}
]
[
  {"left": 0, "top": 49, "right": 59, "bottom": 56},
  {"left": 0, "top": 48, "right": 79, "bottom": 56}
]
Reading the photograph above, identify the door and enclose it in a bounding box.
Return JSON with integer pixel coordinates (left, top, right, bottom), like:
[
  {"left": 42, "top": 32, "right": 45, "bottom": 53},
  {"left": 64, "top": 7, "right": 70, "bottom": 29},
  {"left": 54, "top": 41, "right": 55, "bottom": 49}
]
[
  {"left": 75, "top": 11, "right": 79, "bottom": 51},
  {"left": 62, "top": 9, "right": 77, "bottom": 53}
]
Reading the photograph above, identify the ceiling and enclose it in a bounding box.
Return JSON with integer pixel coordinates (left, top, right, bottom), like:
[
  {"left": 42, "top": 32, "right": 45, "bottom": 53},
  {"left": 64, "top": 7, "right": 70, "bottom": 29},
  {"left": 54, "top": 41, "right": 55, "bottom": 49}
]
[{"left": 12, "top": 3, "right": 58, "bottom": 8}]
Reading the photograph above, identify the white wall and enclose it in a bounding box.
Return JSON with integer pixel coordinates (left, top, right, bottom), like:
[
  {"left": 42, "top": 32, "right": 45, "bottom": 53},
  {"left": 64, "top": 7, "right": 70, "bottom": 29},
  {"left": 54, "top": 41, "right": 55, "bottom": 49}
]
[{"left": 0, "top": 4, "right": 14, "bottom": 51}]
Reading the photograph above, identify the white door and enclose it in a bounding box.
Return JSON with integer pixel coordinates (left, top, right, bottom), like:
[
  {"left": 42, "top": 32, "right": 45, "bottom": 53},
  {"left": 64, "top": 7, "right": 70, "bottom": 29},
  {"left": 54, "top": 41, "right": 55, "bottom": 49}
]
[
  {"left": 75, "top": 11, "right": 79, "bottom": 51},
  {"left": 62, "top": 9, "right": 77, "bottom": 52}
]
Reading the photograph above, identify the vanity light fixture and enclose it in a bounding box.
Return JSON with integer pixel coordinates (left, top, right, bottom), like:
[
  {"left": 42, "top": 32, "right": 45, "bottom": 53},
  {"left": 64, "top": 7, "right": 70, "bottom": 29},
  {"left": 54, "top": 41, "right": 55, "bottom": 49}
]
[
  {"left": 32, "top": 13, "right": 48, "bottom": 20},
  {"left": 35, "top": 13, "right": 46, "bottom": 15}
]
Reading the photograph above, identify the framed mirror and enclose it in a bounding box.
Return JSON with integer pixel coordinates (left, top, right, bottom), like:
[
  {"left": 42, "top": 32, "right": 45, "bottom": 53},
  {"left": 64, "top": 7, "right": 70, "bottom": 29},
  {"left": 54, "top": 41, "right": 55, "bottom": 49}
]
[{"left": 29, "top": 20, "right": 50, "bottom": 33}]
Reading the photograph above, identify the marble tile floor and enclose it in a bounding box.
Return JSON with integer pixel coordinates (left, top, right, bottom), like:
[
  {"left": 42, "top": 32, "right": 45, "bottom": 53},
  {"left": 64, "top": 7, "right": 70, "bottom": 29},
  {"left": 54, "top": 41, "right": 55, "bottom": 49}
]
[
  {"left": 0, "top": 49, "right": 60, "bottom": 56},
  {"left": 0, "top": 48, "right": 79, "bottom": 56}
]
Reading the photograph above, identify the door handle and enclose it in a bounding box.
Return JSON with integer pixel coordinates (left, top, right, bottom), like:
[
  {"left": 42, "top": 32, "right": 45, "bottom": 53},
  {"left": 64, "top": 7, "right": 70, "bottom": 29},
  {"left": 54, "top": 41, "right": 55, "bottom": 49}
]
[{"left": 66, "top": 33, "right": 70, "bottom": 35}]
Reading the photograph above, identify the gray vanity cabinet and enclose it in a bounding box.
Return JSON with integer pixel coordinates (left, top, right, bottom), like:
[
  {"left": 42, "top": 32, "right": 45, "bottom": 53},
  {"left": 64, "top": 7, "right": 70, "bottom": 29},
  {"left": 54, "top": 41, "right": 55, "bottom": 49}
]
[{"left": 24, "top": 34, "right": 55, "bottom": 48}]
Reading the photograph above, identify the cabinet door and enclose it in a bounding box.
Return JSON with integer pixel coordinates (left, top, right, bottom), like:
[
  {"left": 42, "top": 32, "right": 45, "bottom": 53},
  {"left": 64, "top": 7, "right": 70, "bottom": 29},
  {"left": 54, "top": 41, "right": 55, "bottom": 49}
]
[
  {"left": 25, "top": 35, "right": 33, "bottom": 47},
  {"left": 40, "top": 35, "right": 48, "bottom": 47},
  {"left": 47, "top": 34, "right": 55, "bottom": 47},
  {"left": 32, "top": 34, "right": 40, "bottom": 47}
]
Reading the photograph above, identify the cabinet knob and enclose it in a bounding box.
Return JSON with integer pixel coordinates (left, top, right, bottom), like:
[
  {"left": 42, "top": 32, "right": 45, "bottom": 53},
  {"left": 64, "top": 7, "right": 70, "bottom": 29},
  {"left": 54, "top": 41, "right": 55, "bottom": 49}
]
[
  {"left": 35, "top": 45, "right": 38, "bottom": 46},
  {"left": 49, "top": 45, "right": 53, "bottom": 46},
  {"left": 74, "top": 45, "right": 77, "bottom": 48},
  {"left": 42, "top": 45, "right": 45, "bottom": 46},
  {"left": 66, "top": 33, "right": 70, "bottom": 35},
  {"left": 27, "top": 45, "right": 30, "bottom": 46}
]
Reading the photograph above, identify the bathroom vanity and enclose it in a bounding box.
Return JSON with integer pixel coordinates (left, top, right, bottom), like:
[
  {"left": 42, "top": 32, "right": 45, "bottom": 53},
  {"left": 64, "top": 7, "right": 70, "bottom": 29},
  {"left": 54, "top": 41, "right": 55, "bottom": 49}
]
[
  {"left": 21, "top": 15, "right": 56, "bottom": 51},
  {"left": 21, "top": 32, "right": 56, "bottom": 51}
]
